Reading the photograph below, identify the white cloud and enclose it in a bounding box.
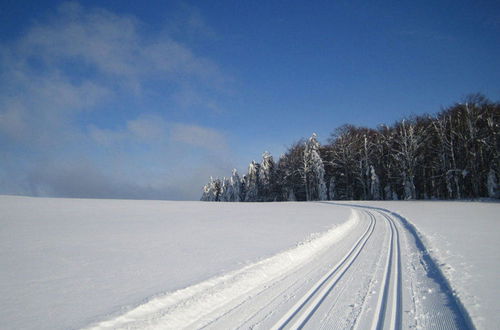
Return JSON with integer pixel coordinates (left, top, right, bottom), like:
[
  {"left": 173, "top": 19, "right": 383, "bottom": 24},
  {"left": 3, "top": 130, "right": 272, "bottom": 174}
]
[
  {"left": 88, "top": 115, "right": 169, "bottom": 146},
  {"left": 88, "top": 114, "right": 228, "bottom": 153},
  {"left": 0, "top": 1, "right": 226, "bottom": 144},
  {"left": 171, "top": 123, "right": 228, "bottom": 152},
  {"left": 0, "top": 2, "right": 234, "bottom": 200},
  {"left": 126, "top": 115, "right": 167, "bottom": 141},
  {"left": 13, "top": 1, "right": 225, "bottom": 89}
]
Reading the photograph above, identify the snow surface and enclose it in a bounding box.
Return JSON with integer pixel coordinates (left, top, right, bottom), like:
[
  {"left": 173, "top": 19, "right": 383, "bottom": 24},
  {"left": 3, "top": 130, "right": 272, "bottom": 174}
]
[
  {"left": 1, "top": 196, "right": 498, "bottom": 329},
  {"left": 85, "top": 203, "right": 474, "bottom": 329},
  {"left": 340, "top": 200, "right": 500, "bottom": 330},
  {"left": 87, "top": 210, "right": 358, "bottom": 329},
  {"left": 0, "top": 196, "right": 349, "bottom": 330}
]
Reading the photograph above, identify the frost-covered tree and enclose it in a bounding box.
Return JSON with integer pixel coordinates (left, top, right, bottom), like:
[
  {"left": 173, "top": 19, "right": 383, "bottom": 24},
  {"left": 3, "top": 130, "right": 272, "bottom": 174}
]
[
  {"left": 219, "top": 177, "right": 231, "bottom": 202},
  {"left": 432, "top": 114, "right": 461, "bottom": 199},
  {"left": 392, "top": 119, "right": 426, "bottom": 200},
  {"left": 229, "top": 169, "right": 241, "bottom": 202},
  {"left": 304, "top": 133, "right": 328, "bottom": 200},
  {"left": 240, "top": 175, "right": 247, "bottom": 201},
  {"left": 276, "top": 141, "right": 307, "bottom": 201},
  {"left": 201, "top": 94, "right": 499, "bottom": 202},
  {"left": 259, "top": 151, "right": 277, "bottom": 201},
  {"left": 200, "top": 177, "right": 221, "bottom": 201},
  {"left": 325, "top": 125, "right": 359, "bottom": 200},
  {"left": 200, "top": 183, "right": 211, "bottom": 201},
  {"left": 244, "top": 161, "right": 261, "bottom": 202}
]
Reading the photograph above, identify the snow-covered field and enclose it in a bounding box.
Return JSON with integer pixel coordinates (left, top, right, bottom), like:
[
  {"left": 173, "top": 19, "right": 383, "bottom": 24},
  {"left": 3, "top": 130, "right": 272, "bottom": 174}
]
[
  {"left": 0, "top": 196, "right": 498, "bottom": 329},
  {"left": 0, "top": 196, "right": 349, "bottom": 330}
]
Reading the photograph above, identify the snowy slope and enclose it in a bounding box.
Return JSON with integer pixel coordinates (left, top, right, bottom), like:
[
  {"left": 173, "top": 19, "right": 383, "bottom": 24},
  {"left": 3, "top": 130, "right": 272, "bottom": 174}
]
[{"left": 0, "top": 196, "right": 349, "bottom": 330}]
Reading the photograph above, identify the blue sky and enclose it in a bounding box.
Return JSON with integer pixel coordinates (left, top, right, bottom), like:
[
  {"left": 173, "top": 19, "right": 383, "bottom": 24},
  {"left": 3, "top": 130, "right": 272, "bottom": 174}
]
[{"left": 0, "top": 1, "right": 499, "bottom": 200}]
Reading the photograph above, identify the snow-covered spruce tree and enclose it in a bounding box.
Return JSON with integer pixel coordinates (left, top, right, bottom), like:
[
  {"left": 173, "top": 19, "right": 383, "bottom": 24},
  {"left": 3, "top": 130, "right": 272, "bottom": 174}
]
[
  {"left": 219, "top": 177, "right": 231, "bottom": 202},
  {"left": 259, "top": 151, "right": 277, "bottom": 201},
  {"left": 239, "top": 175, "right": 247, "bottom": 202},
  {"left": 304, "top": 133, "right": 328, "bottom": 201},
  {"left": 200, "top": 183, "right": 211, "bottom": 201},
  {"left": 200, "top": 177, "right": 222, "bottom": 201},
  {"left": 213, "top": 177, "right": 222, "bottom": 201},
  {"left": 244, "top": 161, "right": 261, "bottom": 202},
  {"left": 229, "top": 169, "right": 241, "bottom": 202}
]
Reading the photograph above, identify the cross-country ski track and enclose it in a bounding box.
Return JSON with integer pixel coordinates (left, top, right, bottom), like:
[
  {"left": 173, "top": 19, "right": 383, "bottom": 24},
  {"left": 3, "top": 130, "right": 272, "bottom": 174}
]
[{"left": 87, "top": 203, "right": 473, "bottom": 330}]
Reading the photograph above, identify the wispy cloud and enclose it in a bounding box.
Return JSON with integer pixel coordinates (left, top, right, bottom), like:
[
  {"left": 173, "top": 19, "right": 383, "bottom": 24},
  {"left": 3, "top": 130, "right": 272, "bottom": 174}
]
[
  {"left": 0, "top": 1, "right": 233, "bottom": 200},
  {"left": 171, "top": 123, "right": 229, "bottom": 152},
  {"left": 88, "top": 115, "right": 169, "bottom": 147}
]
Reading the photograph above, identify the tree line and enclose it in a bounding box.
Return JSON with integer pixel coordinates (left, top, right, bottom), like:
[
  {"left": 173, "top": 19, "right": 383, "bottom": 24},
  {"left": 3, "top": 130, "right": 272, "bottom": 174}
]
[{"left": 201, "top": 94, "right": 499, "bottom": 202}]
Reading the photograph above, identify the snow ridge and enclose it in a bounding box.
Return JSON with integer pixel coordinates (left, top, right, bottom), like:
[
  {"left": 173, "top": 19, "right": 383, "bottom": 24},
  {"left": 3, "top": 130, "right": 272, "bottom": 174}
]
[{"left": 85, "top": 211, "right": 358, "bottom": 329}]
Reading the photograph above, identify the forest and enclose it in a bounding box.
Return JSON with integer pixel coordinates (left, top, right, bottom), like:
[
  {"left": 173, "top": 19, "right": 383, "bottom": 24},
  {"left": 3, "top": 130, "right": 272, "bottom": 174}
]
[{"left": 201, "top": 94, "right": 499, "bottom": 202}]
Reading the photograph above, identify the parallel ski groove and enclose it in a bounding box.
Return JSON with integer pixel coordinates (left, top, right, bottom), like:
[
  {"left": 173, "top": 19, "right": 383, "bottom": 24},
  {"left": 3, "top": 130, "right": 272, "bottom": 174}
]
[
  {"left": 370, "top": 213, "right": 393, "bottom": 330},
  {"left": 370, "top": 210, "right": 402, "bottom": 330},
  {"left": 384, "top": 212, "right": 402, "bottom": 330},
  {"left": 271, "top": 211, "right": 375, "bottom": 330}
]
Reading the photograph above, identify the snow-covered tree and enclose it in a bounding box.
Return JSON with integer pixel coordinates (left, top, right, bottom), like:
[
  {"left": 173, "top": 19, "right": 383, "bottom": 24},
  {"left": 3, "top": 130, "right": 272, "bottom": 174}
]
[
  {"left": 219, "top": 177, "right": 231, "bottom": 202},
  {"left": 229, "top": 169, "right": 241, "bottom": 202},
  {"left": 392, "top": 119, "right": 425, "bottom": 200},
  {"left": 201, "top": 94, "right": 499, "bottom": 202},
  {"left": 200, "top": 183, "right": 210, "bottom": 201},
  {"left": 239, "top": 175, "right": 247, "bottom": 201},
  {"left": 304, "top": 133, "right": 328, "bottom": 200},
  {"left": 325, "top": 125, "right": 359, "bottom": 200},
  {"left": 244, "top": 161, "right": 261, "bottom": 202},
  {"left": 259, "top": 151, "right": 276, "bottom": 201},
  {"left": 200, "top": 177, "right": 221, "bottom": 201},
  {"left": 278, "top": 141, "right": 307, "bottom": 201}
]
